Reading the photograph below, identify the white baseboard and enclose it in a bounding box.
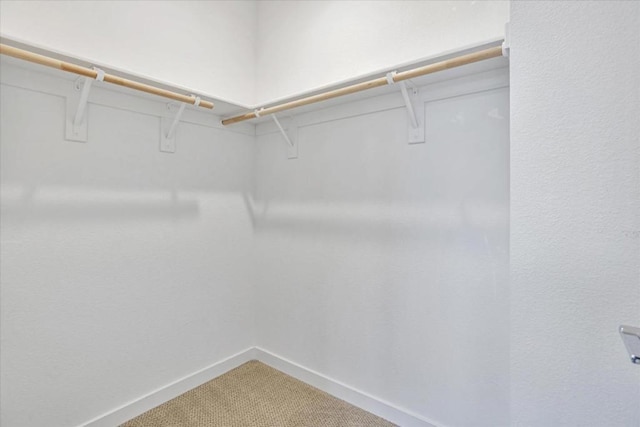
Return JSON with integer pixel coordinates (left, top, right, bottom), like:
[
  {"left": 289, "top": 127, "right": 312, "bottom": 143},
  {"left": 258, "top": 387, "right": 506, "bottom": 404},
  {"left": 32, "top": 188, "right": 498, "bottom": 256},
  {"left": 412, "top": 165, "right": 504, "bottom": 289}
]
[
  {"left": 80, "top": 347, "right": 256, "bottom": 427},
  {"left": 80, "top": 346, "right": 440, "bottom": 427},
  {"left": 254, "top": 347, "right": 439, "bottom": 427}
]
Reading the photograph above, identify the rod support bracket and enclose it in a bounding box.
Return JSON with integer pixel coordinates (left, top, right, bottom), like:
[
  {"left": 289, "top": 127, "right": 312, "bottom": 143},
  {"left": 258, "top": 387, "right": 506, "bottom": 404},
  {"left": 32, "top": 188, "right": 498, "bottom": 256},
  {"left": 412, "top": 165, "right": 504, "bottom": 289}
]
[
  {"left": 160, "top": 95, "right": 200, "bottom": 153},
  {"left": 405, "top": 85, "right": 425, "bottom": 144},
  {"left": 272, "top": 115, "right": 298, "bottom": 159},
  {"left": 502, "top": 22, "right": 510, "bottom": 58},
  {"left": 65, "top": 67, "right": 104, "bottom": 142},
  {"left": 620, "top": 325, "right": 640, "bottom": 365},
  {"left": 386, "top": 71, "right": 424, "bottom": 144}
]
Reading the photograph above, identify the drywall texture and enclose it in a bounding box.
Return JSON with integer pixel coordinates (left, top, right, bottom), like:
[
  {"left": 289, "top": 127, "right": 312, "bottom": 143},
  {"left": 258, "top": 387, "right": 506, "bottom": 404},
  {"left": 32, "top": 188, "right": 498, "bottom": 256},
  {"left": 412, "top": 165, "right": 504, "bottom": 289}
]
[
  {"left": 255, "top": 0, "right": 509, "bottom": 104},
  {"left": 253, "top": 70, "right": 510, "bottom": 426},
  {"left": 510, "top": 1, "right": 640, "bottom": 426},
  {"left": 0, "top": 65, "right": 255, "bottom": 427},
  {"left": 0, "top": 0, "right": 258, "bottom": 106}
]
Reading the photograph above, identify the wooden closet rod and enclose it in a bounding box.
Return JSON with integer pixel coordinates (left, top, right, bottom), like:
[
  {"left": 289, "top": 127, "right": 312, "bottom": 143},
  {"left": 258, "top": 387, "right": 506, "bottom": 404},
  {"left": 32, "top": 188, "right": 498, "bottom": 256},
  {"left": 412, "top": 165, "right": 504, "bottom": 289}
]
[
  {"left": 222, "top": 45, "right": 503, "bottom": 125},
  {"left": 0, "top": 44, "right": 214, "bottom": 109}
]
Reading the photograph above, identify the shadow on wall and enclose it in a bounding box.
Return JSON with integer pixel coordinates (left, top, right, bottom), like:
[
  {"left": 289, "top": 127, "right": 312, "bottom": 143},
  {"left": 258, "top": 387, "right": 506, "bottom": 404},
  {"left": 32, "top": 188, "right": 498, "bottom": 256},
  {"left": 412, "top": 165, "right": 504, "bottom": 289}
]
[
  {"left": 247, "top": 86, "right": 510, "bottom": 427},
  {"left": 0, "top": 83, "right": 254, "bottom": 225},
  {"left": 1, "top": 187, "right": 200, "bottom": 223},
  {"left": 0, "top": 70, "right": 258, "bottom": 427},
  {"left": 243, "top": 193, "right": 508, "bottom": 245},
  {"left": 245, "top": 86, "right": 509, "bottom": 240}
]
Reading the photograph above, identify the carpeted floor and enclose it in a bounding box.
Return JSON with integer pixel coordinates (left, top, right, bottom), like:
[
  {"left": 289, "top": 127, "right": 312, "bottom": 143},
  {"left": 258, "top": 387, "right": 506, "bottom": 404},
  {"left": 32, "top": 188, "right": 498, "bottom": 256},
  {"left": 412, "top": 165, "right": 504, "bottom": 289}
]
[{"left": 121, "top": 360, "right": 396, "bottom": 427}]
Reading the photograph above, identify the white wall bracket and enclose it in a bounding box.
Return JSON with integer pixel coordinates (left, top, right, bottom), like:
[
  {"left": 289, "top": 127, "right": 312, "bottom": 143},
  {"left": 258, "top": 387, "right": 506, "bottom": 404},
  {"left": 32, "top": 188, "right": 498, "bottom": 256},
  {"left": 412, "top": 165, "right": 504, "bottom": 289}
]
[
  {"left": 271, "top": 114, "right": 298, "bottom": 159},
  {"left": 619, "top": 325, "right": 640, "bottom": 365},
  {"left": 160, "top": 96, "right": 200, "bottom": 153},
  {"left": 502, "top": 22, "right": 510, "bottom": 57},
  {"left": 65, "top": 67, "right": 104, "bottom": 142},
  {"left": 387, "top": 71, "right": 424, "bottom": 144}
]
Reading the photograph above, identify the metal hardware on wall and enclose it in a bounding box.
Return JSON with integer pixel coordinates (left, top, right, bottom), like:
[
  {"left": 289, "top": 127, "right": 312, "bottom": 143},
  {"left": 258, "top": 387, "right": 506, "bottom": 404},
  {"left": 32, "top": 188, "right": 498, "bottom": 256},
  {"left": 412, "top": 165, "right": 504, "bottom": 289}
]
[
  {"left": 502, "top": 22, "right": 510, "bottom": 58},
  {"left": 65, "top": 67, "right": 104, "bottom": 142},
  {"left": 271, "top": 114, "right": 298, "bottom": 159},
  {"left": 160, "top": 96, "right": 200, "bottom": 153},
  {"left": 619, "top": 325, "right": 640, "bottom": 365},
  {"left": 386, "top": 71, "right": 425, "bottom": 144}
]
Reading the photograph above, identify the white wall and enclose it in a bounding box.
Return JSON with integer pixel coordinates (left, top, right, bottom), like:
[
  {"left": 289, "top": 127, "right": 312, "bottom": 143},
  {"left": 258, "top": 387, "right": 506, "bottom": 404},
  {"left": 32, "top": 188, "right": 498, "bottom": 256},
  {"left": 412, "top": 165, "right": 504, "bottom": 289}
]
[
  {"left": 253, "top": 68, "right": 510, "bottom": 426},
  {"left": 4, "top": 2, "right": 638, "bottom": 426},
  {"left": 510, "top": 1, "right": 640, "bottom": 426},
  {"left": 0, "top": 1, "right": 258, "bottom": 106},
  {"left": 255, "top": 0, "right": 509, "bottom": 105},
  {"left": 0, "top": 63, "right": 255, "bottom": 427}
]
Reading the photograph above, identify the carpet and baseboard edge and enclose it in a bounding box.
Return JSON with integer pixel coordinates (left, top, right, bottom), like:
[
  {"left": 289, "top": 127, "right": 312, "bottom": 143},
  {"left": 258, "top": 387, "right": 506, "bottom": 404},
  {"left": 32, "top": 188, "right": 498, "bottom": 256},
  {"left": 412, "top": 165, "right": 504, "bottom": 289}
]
[{"left": 80, "top": 347, "right": 439, "bottom": 427}]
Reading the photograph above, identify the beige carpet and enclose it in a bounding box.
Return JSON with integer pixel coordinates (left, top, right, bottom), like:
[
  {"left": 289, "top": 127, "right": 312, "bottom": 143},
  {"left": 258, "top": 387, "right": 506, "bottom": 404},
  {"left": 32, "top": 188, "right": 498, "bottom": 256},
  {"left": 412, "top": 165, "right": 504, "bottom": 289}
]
[{"left": 121, "top": 360, "right": 396, "bottom": 427}]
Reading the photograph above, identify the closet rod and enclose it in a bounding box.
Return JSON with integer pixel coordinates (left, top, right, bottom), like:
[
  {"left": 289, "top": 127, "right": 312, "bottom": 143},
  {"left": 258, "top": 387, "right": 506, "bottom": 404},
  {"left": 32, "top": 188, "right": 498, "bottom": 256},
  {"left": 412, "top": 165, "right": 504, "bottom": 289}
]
[
  {"left": 222, "top": 45, "right": 503, "bottom": 125},
  {"left": 0, "top": 44, "right": 214, "bottom": 109}
]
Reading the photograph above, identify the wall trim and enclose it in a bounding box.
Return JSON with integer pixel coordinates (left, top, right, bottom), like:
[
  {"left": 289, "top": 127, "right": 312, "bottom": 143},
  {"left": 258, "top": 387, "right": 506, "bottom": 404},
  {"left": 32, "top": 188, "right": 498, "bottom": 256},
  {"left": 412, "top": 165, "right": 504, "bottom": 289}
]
[
  {"left": 0, "top": 60, "right": 256, "bottom": 137},
  {"left": 80, "top": 347, "right": 257, "bottom": 427},
  {"left": 79, "top": 346, "right": 443, "bottom": 427},
  {"left": 254, "top": 347, "right": 441, "bottom": 427},
  {"left": 255, "top": 66, "right": 509, "bottom": 138}
]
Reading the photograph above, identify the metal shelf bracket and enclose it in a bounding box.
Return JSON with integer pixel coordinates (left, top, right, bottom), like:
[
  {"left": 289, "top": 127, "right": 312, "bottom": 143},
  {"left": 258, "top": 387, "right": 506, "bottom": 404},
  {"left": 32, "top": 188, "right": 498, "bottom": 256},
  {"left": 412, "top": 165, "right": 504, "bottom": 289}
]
[
  {"left": 502, "top": 22, "right": 511, "bottom": 58},
  {"left": 65, "top": 67, "right": 104, "bottom": 142},
  {"left": 160, "top": 96, "right": 200, "bottom": 153},
  {"left": 270, "top": 113, "right": 298, "bottom": 159},
  {"left": 619, "top": 325, "right": 640, "bottom": 365},
  {"left": 386, "top": 71, "right": 424, "bottom": 144}
]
